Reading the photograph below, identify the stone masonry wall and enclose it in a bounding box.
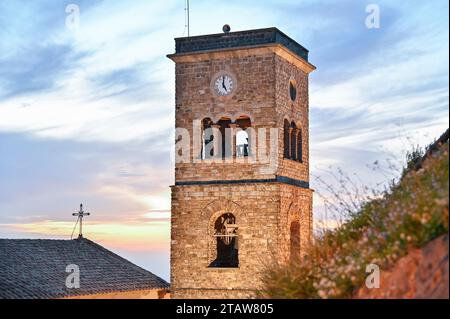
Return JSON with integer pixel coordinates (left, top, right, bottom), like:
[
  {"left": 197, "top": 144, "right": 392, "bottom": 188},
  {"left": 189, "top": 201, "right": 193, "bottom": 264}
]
[
  {"left": 173, "top": 289, "right": 256, "bottom": 299},
  {"left": 170, "top": 39, "right": 314, "bottom": 299},
  {"left": 275, "top": 55, "right": 310, "bottom": 183},
  {"left": 171, "top": 182, "right": 314, "bottom": 299},
  {"left": 171, "top": 183, "right": 280, "bottom": 299},
  {"left": 278, "top": 185, "right": 313, "bottom": 264},
  {"left": 174, "top": 52, "right": 279, "bottom": 182}
]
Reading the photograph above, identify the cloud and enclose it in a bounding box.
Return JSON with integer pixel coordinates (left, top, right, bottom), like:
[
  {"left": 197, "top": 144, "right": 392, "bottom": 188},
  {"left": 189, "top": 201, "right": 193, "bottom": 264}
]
[
  {"left": 0, "top": 0, "right": 448, "bottom": 278},
  {"left": 0, "top": 0, "right": 179, "bottom": 142},
  {"left": 0, "top": 219, "right": 169, "bottom": 248},
  {"left": 0, "top": 43, "right": 90, "bottom": 99},
  {"left": 0, "top": 132, "right": 173, "bottom": 224}
]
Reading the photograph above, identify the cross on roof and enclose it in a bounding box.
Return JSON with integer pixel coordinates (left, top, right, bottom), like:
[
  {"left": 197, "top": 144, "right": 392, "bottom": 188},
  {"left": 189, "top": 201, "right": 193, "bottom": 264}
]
[{"left": 72, "top": 203, "right": 90, "bottom": 239}]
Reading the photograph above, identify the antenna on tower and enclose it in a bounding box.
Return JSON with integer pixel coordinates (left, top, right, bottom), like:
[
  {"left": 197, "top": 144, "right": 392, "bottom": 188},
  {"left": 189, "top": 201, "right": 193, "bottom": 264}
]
[{"left": 185, "top": 0, "right": 190, "bottom": 37}]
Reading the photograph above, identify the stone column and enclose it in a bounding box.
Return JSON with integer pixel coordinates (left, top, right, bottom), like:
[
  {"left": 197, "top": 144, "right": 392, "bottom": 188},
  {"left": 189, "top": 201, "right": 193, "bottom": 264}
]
[
  {"left": 211, "top": 123, "right": 222, "bottom": 159},
  {"left": 229, "top": 123, "right": 239, "bottom": 158}
]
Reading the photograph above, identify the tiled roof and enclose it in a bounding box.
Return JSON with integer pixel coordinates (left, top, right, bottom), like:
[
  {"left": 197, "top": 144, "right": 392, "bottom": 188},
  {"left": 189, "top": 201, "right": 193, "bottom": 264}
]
[
  {"left": 0, "top": 238, "right": 169, "bottom": 299},
  {"left": 173, "top": 27, "right": 310, "bottom": 61}
]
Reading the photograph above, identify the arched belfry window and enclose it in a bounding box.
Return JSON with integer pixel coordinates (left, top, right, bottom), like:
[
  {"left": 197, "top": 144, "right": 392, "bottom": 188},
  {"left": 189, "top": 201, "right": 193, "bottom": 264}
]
[
  {"left": 284, "top": 120, "right": 303, "bottom": 163},
  {"left": 297, "top": 129, "right": 303, "bottom": 163},
  {"left": 201, "top": 118, "right": 214, "bottom": 159},
  {"left": 201, "top": 115, "right": 253, "bottom": 160},
  {"left": 236, "top": 131, "right": 249, "bottom": 157},
  {"left": 284, "top": 119, "right": 290, "bottom": 159},
  {"left": 290, "top": 122, "right": 297, "bottom": 160},
  {"left": 209, "top": 213, "right": 239, "bottom": 268},
  {"left": 235, "top": 116, "right": 252, "bottom": 158},
  {"left": 289, "top": 80, "right": 297, "bottom": 102},
  {"left": 290, "top": 221, "right": 301, "bottom": 263}
]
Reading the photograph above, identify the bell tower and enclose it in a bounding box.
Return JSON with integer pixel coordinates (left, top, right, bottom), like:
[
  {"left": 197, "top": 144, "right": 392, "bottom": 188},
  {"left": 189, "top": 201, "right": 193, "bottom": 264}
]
[{"left": 168, "top": 27, "right": 316, "bottom": 299}]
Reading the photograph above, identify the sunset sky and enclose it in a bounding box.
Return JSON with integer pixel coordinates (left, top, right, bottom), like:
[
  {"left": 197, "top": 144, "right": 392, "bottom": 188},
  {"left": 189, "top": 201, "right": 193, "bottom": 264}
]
[{"left": 0, "top": 0, "right": 448, "bottom": 280}]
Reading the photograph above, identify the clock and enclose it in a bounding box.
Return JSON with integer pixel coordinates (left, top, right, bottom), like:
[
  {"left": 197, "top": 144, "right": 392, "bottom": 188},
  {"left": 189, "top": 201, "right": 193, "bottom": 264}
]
[{"left": 213, "top": 73, "right": 235, "bottom": 97}]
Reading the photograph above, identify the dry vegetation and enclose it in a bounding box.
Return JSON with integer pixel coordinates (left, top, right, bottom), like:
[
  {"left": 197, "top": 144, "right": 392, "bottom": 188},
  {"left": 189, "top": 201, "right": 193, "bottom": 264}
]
[{"left": 262, "top": 137, "right": 449, "bottom": 299}]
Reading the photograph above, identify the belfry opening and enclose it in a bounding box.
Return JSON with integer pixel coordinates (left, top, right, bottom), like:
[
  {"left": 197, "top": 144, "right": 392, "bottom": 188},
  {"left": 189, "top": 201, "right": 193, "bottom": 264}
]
[{"left": 209, "top": 213, "right": 239, "bottom": 268}]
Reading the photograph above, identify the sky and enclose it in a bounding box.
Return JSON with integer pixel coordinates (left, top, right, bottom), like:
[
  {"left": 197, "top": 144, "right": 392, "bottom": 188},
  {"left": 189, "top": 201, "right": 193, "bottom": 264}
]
[{"left": 0, "top": 0, "right": 448, "bottom": 281}]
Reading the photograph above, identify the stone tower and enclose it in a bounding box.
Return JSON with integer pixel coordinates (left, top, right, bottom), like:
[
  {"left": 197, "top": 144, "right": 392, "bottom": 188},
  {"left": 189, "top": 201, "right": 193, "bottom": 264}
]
[{"left": 168, "top": 27, "right": 316, "bottom": 299}]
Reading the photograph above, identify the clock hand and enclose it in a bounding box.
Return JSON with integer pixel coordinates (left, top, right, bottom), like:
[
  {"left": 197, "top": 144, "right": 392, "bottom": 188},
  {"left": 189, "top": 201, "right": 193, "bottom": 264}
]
[{"left": 222, "top": 76, "right": 228, "bottom": 92}]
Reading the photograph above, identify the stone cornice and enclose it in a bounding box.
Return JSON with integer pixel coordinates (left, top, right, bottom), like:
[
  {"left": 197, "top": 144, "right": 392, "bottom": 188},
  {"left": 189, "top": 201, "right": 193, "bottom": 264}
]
[
  {"left": 173, "top": 175, "right": 312, "bottom": 189},
  {"left": 167, "top": 44, "right": 316, "bottom": 74}
]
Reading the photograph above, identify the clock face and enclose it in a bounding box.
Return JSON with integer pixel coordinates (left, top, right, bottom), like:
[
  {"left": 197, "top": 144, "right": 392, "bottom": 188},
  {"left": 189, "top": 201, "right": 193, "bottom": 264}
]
[{"left": 214, "top": 74, "right": 234, "bottom": 96}]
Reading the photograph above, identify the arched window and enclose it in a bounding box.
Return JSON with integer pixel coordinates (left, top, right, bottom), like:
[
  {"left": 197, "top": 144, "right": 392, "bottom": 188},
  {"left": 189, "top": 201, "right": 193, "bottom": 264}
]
[
  {"left": 236, "top": 116, "right": 252, "bottom": 157},
  {"left": 290, "top": 122, "right": 297, "bottom": 160},
  {"left": 290, "top": 221, "right": 301, "bottom": 263},
  {"left": 236, "top": 130, "right": 249, "bottom": 157},
  {"left": 201, "top": 118, "right": 214, "bottom": 159},
  {"left": 297, "top": 129, "right": 303, "bottom": 163},
  {"left": 284, "top": 119, "right": 290, "bottom": 159},
  {"left": 209, "top": 213, "right": 239, "bottom": 268},
  {"left": 289, "top": 81, "right": 297, "bottom": 102},
  {"left": 201, "top": 115, "right": 253, "bottom": 160}
]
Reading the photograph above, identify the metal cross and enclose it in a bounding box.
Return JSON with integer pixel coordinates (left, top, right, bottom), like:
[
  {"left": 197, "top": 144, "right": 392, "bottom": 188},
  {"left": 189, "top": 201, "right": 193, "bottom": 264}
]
[{"left": 72, "top": 203, "right": 90, "bottom": 239}]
